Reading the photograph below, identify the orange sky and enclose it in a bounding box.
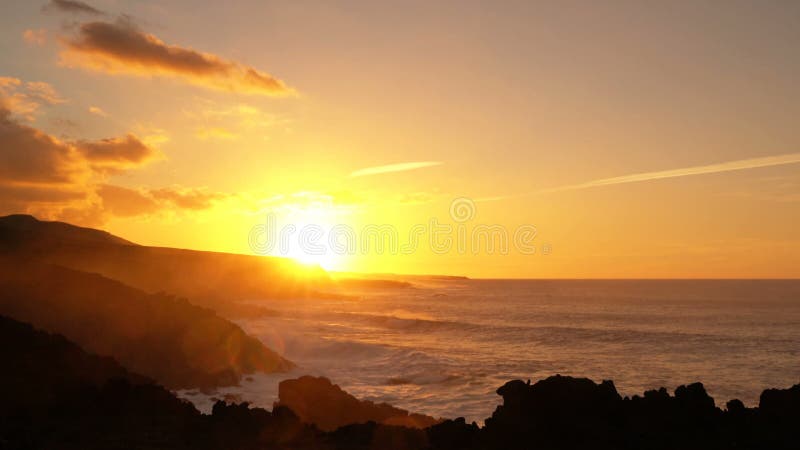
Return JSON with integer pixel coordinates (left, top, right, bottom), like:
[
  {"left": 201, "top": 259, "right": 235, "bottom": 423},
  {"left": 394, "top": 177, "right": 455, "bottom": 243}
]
[{"left": 1, "top": 0, "right": 799, "bottom": 278}]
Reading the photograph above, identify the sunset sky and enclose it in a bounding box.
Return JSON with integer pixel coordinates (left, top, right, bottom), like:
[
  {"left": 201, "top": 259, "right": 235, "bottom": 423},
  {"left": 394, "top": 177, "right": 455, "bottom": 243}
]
[{"left": 2, "top": 0, "right": 799, "bottom": 278}]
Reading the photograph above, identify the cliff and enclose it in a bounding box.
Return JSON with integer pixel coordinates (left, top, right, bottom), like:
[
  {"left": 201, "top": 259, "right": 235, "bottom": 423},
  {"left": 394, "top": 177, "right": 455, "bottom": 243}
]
[{"left": 0, "top": 258, "right": 293, "bottom": 389}]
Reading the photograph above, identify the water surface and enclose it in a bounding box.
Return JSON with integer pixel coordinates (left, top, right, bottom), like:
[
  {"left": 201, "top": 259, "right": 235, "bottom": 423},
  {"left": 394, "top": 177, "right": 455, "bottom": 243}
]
[{"left": 182, "top": 279, "right": 800, "bottom": 423}]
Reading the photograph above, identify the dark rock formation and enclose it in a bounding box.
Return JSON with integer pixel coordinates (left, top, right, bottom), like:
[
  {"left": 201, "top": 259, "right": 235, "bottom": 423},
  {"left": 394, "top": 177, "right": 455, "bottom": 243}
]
[
  {"left": 0, "top": 315, "right": 149, "bottom": 411},
  {"left": 3, "top": 311, "right": 800, "bottom": 449},
  {"left": 0, "top": 258, "right": 293, "bottom": 389},
  {"left": 482, "top": 375, "right": 623, "bottom": 449},
  {"left": 431, "top": 374, "right": 800, "bottom": 450},
  {"left": 0, "top": 314, "right": 200, "bottom": 449},
  {"left": 0, "top": 315, "right": 316, "bottom": 449},
  {"left": 326, "top": 421, "right": 429, "bottom": 450},
  {"left": 427, "top": 417, "right": 480, "bottom": 450},
  {"left": 275, "top": 375, "right": 440, "bottom": 431}
]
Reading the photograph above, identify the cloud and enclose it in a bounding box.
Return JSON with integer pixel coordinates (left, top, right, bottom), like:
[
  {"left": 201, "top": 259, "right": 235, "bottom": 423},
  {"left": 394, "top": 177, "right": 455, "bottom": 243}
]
[
  {"left": 51, "top": 184, "right": 226, "bottom": 225},
  {"left": 186, "top": 101, "right": 285, "bottom": 128},
  {"left": 132, "top": 124, "right": 170, "bottom": 147},
  {"left": 0, "top": 106, "right": 95, "bottom": 221},
  {"left": 0, "top": 105, "right": 158, "bottom": 215},
  {"left": 43, "top": 0, "right": 105, "bottom": 16},
  {"left": 59, "top": 19, "right": 295, "bottom": 96},
  {"left": 76, "top": 134, "right": 159, "bottom": 173},
  {"left": 88, "top": 105, "right": 107, "bottom": 116},
  {"left": 0, "top": 108, "right": 86, "bottom": 184},
  {"left": 0, "top": 183, "right": 84, "bottom": 203},
  {"left": 0, "top": 77, "right": 65, "bottom": 121},
  {"left": 150, "top": 186, "right": 226, "bottom": 210},
  {"left": 185, "top": 99, "right": 287, "bottom": 141},
  {"left": 195, "top": 126, "right": 237, "bottom": 140},
  {"left": 1, "top": 78, "right": 225, "bottom": 224},
  {"left": 350, "top": 161, "right": 443, "bottom": 177},
  {"left": 24, "top": 81, "right": 66, "bottom": 105},
  {"left": 96, "top": 184, "right": 159, "bottom": 217},
  {"left": 473, "top": 152, "right": 800, "bottom": 203},
  {"left": 23, "top": 29, "right": 48, "bottom": 46},
  {"left": 0, "top": 78, "right": 20, "bottom": 89},
  {"left": 2, "top": 94, "right": 40, "bottom": 121},
  {"left": 0, "top": 184, "right": 87, "bottom": 217},
  {"left": 541, "top": 152, "right": 800, "bottom": 194},
  {"left": 97, "top": 184, "right": 224, "bottom": 217}
]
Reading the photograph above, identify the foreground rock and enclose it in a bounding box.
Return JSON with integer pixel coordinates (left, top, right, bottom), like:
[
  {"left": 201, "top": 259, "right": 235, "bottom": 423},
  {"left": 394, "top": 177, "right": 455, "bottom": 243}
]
[
  {"left": 0, "top": 315, "right": 150, "bottom": 410},
  {"left": 431, "top": 374, "right": 800, "bottom": 449},
  {"left": 0, "top": 316, "right": 426, "bottom": 450},
  {"left": 2, "top": 315, "right": 800, "bottom": 449},
  {"left": 275, "top": 375, "right": 440, "bottom": 431},
  {"left": 0, "top": 258, "right": 293, "bottom": 389},
  {"left": 0, "top": 315, "right": 322, "bottom": 450}
]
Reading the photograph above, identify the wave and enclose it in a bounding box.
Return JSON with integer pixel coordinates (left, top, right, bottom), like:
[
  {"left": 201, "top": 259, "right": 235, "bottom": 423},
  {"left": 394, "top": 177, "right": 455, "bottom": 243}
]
[
  {"left": 334, "top": 311, "right": 481, "bottom": 333},
  {"left": 387, "top": 372, "right": 461, "bottom": 386},
  {"left": 311, "top": 310, "right": 772, "bottom": 347}
]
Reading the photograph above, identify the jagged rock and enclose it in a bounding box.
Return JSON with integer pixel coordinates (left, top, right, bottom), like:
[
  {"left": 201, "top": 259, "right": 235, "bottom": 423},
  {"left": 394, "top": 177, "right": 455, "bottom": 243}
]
[
  {"left": 427, "top": 417, "right": 480, "bottom": 450},
  {"left": 2, "top": 321, "right": 800, "bottom": 450},
  {"left": 759, "top": 384, "right": 800, "bottom": 419},
  {"left": 275, "top": 375, "right": 440, "bottom": 431}
]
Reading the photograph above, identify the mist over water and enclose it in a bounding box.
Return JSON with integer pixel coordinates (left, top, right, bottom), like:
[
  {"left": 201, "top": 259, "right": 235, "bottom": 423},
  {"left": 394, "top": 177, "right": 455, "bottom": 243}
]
[{"left": 182, "top": 279, "right": 800, "bottom": 423}]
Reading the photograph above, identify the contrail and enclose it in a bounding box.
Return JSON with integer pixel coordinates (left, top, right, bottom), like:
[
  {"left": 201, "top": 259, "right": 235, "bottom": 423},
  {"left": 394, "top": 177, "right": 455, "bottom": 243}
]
[
  {"left": 476, "top": 152, "right": 800, "bottom": 202},
  {"left": 350, "top": 161, "right": 442, "bottom": 177}
]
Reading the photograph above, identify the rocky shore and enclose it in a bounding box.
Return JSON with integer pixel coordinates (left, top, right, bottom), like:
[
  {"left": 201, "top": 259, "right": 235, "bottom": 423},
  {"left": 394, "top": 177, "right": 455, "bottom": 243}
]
[{"left": 2, "top": 314, "right": 798, "bottom": 450}]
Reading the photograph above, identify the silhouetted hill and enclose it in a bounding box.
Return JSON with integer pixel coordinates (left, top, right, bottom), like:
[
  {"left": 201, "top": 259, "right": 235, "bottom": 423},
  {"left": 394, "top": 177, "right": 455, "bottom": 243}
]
[
  {"left": 0, "top": 258, "right": 293, "bottom": 389},
  {"left": 0, "top": 214, "right": 134, "bottom": 249},
  {"left": 275, "top": 376, "right": 440, "bottom": 431},
  {"left": 0, "top": 315, "right": 150, "bottom": 411},
  {"left": 0, "top": 215, "right": 330, "bottom": 318},
  {"left": 0, "top": 314, "right": 202, "bottom": 449}
]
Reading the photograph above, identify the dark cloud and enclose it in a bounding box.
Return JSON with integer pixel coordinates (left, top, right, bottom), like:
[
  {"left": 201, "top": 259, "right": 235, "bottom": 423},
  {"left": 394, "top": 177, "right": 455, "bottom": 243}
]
[
  {"left": 0, "top": 106, "right": 163, "bottom": 222},
  {"left": 43, "top": 0, "right": 105, "bottom": 16},
  {"left": 76, "top": 134, "right": 158, "bottom": 173},
  {"left": 0, "top": 108, "right": 84, "bottom": 184},
  {"left": 1, "top": 80, "right": 223, "bottom": 225},
  {"left": 0, "top": 184, "right": 86, "bottom": 217},
  {"left": 27, "top": 184, "right": 226, "bottom": 226},
  {"left": 60, "top": 20, "right": 294, "bottom": 96},
  {"left": 0, "top": 107, "right": 158, "bottom": 184},
  {"left": 0, "top": 183, "right": 85, "bottom": 203}
]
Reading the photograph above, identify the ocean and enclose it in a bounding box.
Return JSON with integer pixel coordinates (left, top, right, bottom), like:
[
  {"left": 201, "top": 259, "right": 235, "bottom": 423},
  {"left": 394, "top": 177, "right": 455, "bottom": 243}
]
[{"left": 180, "top": 279, "right": 800, "bottom": 423}]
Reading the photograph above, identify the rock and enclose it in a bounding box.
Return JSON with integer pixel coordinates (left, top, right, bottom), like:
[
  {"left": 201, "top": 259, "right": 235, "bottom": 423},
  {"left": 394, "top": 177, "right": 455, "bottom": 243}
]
[
  {"left": 0, "top": 258, "right": 293, "bottom": 389},
  {"left": 759, "top": 384, "right": 800, "bottom": 419},
  {"left": 275, "top": 375, "right": 440, "bottom": 431}
]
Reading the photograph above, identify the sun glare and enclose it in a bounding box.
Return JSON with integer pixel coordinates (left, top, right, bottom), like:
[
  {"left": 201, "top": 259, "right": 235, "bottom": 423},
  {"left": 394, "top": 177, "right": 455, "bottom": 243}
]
[
  {"left": 269, "top": 198, "right": 349, "bottom": 271},
  {"left": 286, "top": 246, "right": 341, "bottom": 271}
]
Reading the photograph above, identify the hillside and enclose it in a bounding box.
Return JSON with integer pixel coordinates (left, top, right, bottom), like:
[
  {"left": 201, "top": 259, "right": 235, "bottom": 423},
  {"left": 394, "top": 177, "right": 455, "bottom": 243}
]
[
  {"left": 0, "top": 258, "right": 293, "bottom": 388},
  {"left": 0, "top": 215, "right": 331, "bottom": 317},
  {"left": 0, "top": 214, "right": 135, "bottom": 248},
  {"left": 0, "top": 314, "right": 151, "bottom": 411}
]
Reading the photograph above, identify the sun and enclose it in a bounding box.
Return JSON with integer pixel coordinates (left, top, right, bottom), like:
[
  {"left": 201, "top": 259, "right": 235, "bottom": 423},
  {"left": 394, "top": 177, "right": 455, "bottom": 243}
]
[
  {"left": 265, "top": 195, "right": 351, "bottom": 271},
  {"left": 285, "top": 245, "right": 342, "bottom": 271}
]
